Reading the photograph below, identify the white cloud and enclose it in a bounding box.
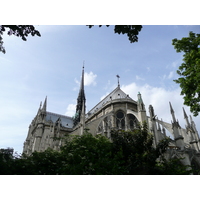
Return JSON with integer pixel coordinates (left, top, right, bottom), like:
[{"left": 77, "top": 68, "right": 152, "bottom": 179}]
[
  {"left": 104, "top": 80, "right": 111, "bottom": 90},
  {"left": 65, "top": 104, "right": 76, "bottom": 117},
  {"left": 172, "top": 60, "right": 181, "bottom": 68},
  {"left": 167, "top": 71, "right": 174, "bottom": 79},
  {"left": 85, "top": 72, "right": 97, "bottom": 86},
  {"left": 121, "top": 82, "right": 194, "bottom": 129},
  {"left": 74, "top": 78, "right": 79, "bottom": 85},
  {"left": 136, "top": 75, "right": 145, "bottom": 81},
  {"left": 74, "top": 71, "right": 97, "bottom": 88},
  {"left": 161, "top": 71, "right": 174, "bottom": 80},
  {"left": 73, "top": 78, "right": 80, "bottom": 91},
  {"left": 162, "top": 74, "right": 167, "bottom": 80},
  {"left": 146, "top": 67, "right": 150, "bottom": 72}
]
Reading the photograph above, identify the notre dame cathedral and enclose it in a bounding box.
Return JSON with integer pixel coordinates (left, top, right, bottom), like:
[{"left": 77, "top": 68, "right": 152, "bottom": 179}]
[{"left": 23, "top": 67, "right": 200, "bottom": 169}]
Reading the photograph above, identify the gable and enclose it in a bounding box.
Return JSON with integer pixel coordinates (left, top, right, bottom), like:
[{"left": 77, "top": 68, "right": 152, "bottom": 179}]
[{"left": 87, "top": 86, "right": 137, "bottom": 116}]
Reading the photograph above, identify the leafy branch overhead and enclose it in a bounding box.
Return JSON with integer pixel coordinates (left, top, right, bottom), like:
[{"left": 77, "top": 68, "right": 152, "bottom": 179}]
[
  {"left": 172, "top": 31, "right": 200, "bottom": 116},
  {"left": 0, "top": 25, "right": 41, "bottom": 53},
  {"left": 87, "top": 25, "right": 143, "bottom": 43}
]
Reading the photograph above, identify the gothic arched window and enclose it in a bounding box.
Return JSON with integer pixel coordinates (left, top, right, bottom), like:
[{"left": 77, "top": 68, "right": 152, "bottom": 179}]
[
  {"left": 104, "top": 117, "right": 108, "bottom": 132},
  {"left": 127, "top": 114, "right": 138, "bottom": 130},
  {"left": 98, "top": 121, "right": 103, "bottom": 134},
  {"left": 116, "top": 110, "right": 125, "bottom": 129}
]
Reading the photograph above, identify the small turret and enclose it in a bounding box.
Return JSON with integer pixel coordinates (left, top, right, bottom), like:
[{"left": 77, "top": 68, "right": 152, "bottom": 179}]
[
  {"left": 169, "top": 102, "right": 184, "bottom": 150},
  {"left": 190, "top": 115, "right": 198, "bottom": 134},
  {"left": 41, "top": 96, "right": 47, "bottom": 121},
  {"left": 157, "top": 118, "right": 161, "bottom": 131},
  {"left": 41, "top": 96, "right": 47, "bottom": 113},
  {"left": 169, "top": 102, "right": 176, "bottom": 123},
  {"left": 156, "top": 118, "right": 163, "bottom": 141},
  {"left": 149, "top": 105, "right": 156, "bottom": 121},
  {"left": 137, "top": 92, "right": 147, "bottom": 123},
  {"left": 35, "top": 101, "right": 41, "bottom": 116},
  {"left": 189, "top": 115, "right": 200, "bottom": 151},
  {"left": 183, "top": 107, "right": 191, "bottom": 129},
  {"left": 137, "top": 92, "right": 146, "bottom": 112},
  {"left": 161, "top": 119, "right": 167, "bottom": 138}
]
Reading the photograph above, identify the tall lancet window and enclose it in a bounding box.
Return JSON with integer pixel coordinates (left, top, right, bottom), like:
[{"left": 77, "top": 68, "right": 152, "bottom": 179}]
[
  {"left": 116, "top": 110, "right": 125, "bottom": 130},
  {"left": 127, "top": 114, "right": 138, "bottom": 130}
]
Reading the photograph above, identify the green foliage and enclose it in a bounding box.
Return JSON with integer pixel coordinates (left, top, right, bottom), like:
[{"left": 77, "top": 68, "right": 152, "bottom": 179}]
[
  {"left": 111, "top": 123, "right": 171, "bottom": 174},
  {"left": 0, "top": 148, "right": 14, "bottom": 174},
  {"left": 111, "top": 123, "right": 154, "bottom": 174},
  {"left": 87, "top": 25, "right": 142, "bottom": 43},
  {"left": 0, "top": 25, "right": 41, "bottom": 53},
  {"left": 172, "top": 31, "right": 200, "bottom": 116},
  {"left": 60, "top": 133, "right": 123, "bottom": 174},
  {"left": 155, "top": 158, "right": 192, "bottom": 175},
  {"left": 18, "top": 149, "right": 63, "bottom": 175}
]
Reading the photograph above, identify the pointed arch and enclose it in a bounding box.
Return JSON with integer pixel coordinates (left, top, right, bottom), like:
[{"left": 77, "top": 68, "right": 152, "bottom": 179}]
[
  {"left": 127, "top": 114, "right": 139, "bottom": 130},
  {"left": 115, "top": 109, "right": 125, "bottom": 130}
]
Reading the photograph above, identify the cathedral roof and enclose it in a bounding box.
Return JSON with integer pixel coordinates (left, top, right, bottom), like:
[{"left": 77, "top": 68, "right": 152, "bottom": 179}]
[
  {"left": 87, "top": 86, "right": 137, "bottom": 116},
  {"left": 46, "top": 111, "right": 73, "bottom": 128}
]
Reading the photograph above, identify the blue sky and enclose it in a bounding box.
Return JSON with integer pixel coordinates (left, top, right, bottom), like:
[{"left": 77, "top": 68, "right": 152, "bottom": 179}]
[{"left": 0, "top": 25, "right": 200, "bottom": 154}]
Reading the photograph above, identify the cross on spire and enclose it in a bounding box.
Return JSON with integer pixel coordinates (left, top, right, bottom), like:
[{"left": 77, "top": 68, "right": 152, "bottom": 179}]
[{"left": 116, "top": 75, "right": 120, "bottom": 87}]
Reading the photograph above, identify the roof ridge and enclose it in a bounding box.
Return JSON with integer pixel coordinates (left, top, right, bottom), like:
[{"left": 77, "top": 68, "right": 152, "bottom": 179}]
[
  {"left": 87, "top": 87, "right": 119, "bottom": 114},
  {"left": 87, "top": 86, "right": 133, "bottom": 114},
  {"left": 46, "top": 111, "right": 72, "bottom": 119}
]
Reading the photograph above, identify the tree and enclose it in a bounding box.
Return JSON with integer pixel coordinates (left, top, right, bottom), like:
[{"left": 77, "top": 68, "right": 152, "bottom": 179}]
[
  {"left": 0, "top": 148, "right": 14, "bottom": 174},
  {"left": 110, "top": 123, "right": 193, "bottom": 175},
  {"left": 15, "top": 149, "right": 63, "bottom": 175},
  {"left": 0, "top": 127, "right": 194, "bottom": 175},
  {"left": 0, "top": 25, "right": 41, "bottom": 54},
  {"left": 110, "top": 123, "right": 156, "bottom": 174},
  {"left": 87, "top": 25, "right": 143, "bottom": 43},
  {"left": 60, "top": 132, "right": 123, "bottom": 175},
  {"left": 172, "top": 31, "right": 200, "bottom": 116}
]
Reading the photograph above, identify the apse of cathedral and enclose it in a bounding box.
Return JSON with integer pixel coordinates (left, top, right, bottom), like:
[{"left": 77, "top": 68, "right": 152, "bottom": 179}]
[{"left": 23, "top": 67, "right": 200, "bottom": 169}]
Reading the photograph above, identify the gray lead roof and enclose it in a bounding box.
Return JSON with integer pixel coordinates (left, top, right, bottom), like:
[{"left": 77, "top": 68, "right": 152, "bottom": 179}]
[{"left": 46, "top": 111, "right": 73, "bottom": 128}]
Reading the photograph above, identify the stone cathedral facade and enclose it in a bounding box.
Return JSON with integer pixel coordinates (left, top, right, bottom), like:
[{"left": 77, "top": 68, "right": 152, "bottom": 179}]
[{"left": 23, "top": 67, "right": 200, "bottom": 169}]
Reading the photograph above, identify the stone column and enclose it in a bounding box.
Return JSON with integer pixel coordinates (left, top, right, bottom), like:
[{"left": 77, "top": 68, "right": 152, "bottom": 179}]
[
  {"left": 110, "top": 113, "right": 115, "bottom": 129},
  {"left": 102, "top": 119, "right": 105, "bottom": 136},
  {"left": 125, "top": 115, "right": 128, "bottom": 131}
]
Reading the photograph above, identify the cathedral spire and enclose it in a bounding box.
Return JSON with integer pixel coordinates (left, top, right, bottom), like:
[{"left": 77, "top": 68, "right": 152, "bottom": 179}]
[
  {"left": 74, "top": 65, "right": 86, "bottom": 127},
  {"left": 78, "top": 65, "right": 86, "bottom": 102}
]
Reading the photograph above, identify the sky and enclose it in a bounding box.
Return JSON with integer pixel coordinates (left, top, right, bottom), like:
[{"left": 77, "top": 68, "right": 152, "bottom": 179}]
[{"left": 0, "top": 25, "right": 200, "bottom": 154}]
